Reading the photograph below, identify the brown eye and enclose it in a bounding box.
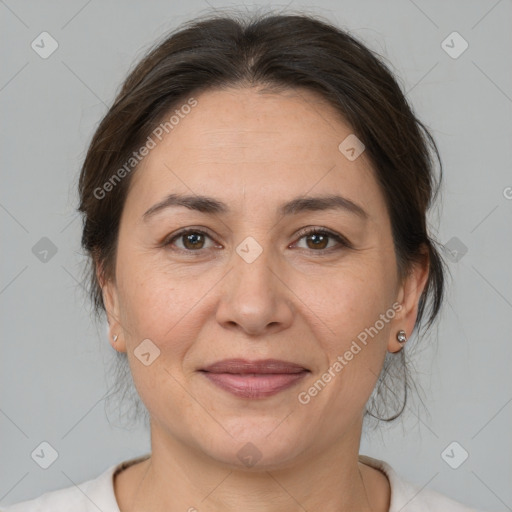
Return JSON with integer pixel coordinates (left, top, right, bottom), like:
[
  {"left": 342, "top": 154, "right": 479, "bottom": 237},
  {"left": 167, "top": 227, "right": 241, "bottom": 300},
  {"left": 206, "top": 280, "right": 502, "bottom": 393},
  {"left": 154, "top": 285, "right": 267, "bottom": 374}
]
[
  {"left": 304, "top": 232, "right": 329, "bottom": 250},
  {"left": 163, "top": 227, "right": 350, "bottom": 255},
  {"left": 181, "top": 232, "right": 205, "bottom": 250},
  {"left": 294, "top": 228, "right": 351, "bottom": 252},
  {"left": 164, "top": 229, "right": 217, "bottom": 252}
]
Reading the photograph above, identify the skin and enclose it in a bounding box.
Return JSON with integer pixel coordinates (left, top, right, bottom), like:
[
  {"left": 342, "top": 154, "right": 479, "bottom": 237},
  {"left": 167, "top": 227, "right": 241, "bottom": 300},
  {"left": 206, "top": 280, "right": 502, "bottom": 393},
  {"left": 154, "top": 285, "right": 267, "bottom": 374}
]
[{"left": 100, "top": 86, "right": 429, "bottom": 512}]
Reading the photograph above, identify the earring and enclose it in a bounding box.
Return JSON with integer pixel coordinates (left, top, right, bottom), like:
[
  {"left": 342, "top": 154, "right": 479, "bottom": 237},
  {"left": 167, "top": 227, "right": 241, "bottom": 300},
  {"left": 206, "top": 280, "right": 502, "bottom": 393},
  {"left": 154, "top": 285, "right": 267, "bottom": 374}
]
[
  {"left": 113, "top": 334, "right": 118, "bottom": 342},
  {"left": 396, "top": 330, "right": 407, "bottom": 344}
]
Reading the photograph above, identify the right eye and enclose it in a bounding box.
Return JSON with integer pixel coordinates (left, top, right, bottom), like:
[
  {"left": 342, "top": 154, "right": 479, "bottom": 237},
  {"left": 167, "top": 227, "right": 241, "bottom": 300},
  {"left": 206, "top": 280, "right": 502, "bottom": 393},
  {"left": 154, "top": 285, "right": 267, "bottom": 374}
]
[{"left": 163, "top": 228, "right": 221, "bottom": 253}]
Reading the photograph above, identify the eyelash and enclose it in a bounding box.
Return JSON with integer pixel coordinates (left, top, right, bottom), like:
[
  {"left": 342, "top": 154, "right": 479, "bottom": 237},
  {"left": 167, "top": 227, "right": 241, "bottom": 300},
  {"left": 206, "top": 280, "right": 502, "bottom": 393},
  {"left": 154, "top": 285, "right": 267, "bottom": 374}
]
[{"left": 162, "top": 227, "right": 352, "bottom": 256}]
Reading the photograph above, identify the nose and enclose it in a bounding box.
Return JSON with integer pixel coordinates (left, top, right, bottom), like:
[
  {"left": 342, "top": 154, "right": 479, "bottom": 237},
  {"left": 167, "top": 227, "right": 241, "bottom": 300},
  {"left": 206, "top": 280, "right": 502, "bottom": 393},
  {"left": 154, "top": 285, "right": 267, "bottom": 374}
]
[{"left": 215, "top": 244, "right": 294, "bottom": 337}]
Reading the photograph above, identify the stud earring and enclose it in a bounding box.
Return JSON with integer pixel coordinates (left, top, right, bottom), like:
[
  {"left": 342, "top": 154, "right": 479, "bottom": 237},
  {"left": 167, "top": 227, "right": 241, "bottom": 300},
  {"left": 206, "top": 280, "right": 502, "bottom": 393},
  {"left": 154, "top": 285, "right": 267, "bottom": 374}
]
[
  {"left": 113, "top": 334, "right": 118, "bottom": 342},
  {"left": 396, "top": 330, "right": 407, "bottom": 344}
]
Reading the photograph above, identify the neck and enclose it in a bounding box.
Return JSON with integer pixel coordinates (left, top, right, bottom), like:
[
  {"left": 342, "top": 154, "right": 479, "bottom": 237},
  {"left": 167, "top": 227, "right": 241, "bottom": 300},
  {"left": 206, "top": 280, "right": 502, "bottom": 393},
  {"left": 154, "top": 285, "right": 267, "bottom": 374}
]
[{"left": 121, "top": 417, "right": 389, "bottom": 512}]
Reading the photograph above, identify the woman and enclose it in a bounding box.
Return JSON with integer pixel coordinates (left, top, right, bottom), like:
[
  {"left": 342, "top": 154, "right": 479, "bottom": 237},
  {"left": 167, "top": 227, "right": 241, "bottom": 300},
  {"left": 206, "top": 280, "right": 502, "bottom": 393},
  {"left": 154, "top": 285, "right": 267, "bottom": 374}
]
[{"left": 5, "top": 10, "right": 482, "bottom": 512}]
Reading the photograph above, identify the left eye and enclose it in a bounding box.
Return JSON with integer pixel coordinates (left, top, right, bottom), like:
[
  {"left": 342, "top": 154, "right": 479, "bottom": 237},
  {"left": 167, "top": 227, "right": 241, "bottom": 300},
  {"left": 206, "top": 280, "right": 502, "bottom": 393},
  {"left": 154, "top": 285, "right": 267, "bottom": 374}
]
[{"left": 292, "top": 228, "right": 349, "bottom": 251}]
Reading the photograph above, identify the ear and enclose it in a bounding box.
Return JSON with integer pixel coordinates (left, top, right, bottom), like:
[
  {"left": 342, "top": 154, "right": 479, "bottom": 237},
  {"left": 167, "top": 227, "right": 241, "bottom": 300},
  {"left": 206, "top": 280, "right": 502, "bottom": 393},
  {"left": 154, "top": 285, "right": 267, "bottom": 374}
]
[
  {"left": 96, "top": 261, "right": 127, "bottom": 353},
  {"left": 388, "top": 245, "right": 430, "bottom": 353}
]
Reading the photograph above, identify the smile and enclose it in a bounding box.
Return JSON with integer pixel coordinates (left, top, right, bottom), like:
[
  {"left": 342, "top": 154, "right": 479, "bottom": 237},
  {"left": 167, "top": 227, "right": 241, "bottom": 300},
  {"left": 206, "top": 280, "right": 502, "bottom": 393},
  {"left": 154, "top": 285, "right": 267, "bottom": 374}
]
[{"left": 199, "top": 358, "right": 310, "bottom": 399}]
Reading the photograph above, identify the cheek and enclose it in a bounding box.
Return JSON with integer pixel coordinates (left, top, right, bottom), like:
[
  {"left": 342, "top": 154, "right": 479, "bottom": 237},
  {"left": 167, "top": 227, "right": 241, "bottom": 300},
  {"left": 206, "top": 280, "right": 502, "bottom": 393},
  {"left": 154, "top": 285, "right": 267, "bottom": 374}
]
[
  {"left": 115, "top": 266, "right": 203, "bottom": 419},
  {"left": 299, "top": 262, "right": 393, "bottom": 346},
  {"left": 295, "top": 263, "right": 394, "bottom": 403},
  {"left": 116, "top": 254, "right": 220, "bottom": 362}
]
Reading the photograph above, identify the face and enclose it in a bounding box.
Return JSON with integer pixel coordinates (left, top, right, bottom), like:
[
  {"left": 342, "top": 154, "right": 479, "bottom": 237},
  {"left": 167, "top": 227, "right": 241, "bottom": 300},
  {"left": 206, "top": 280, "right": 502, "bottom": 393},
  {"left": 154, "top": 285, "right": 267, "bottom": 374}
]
[{"left": 102, "top": 87, "right": 427, "bottom": 469}]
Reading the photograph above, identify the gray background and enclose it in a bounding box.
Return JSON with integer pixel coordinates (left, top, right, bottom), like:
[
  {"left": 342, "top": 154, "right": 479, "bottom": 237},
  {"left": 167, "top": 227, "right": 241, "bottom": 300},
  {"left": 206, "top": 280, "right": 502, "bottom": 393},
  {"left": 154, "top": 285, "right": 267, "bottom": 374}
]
[{"left": 1, "top": 0, "right": 511, "bottom": 510}]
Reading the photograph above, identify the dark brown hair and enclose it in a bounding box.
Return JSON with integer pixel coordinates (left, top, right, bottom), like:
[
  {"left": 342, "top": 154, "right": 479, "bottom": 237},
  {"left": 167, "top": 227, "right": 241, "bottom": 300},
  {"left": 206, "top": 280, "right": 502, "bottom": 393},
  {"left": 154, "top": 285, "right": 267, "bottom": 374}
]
[{"left": 78, "top": 9, "right": 447, "bottom": 424}]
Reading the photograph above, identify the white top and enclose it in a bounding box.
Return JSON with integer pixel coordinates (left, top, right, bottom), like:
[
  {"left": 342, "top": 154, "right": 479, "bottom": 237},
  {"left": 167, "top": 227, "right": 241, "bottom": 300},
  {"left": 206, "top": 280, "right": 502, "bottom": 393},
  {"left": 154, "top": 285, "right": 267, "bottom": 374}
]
[{"left": 2, "top": 454, "right": 481, "bottom": 511}]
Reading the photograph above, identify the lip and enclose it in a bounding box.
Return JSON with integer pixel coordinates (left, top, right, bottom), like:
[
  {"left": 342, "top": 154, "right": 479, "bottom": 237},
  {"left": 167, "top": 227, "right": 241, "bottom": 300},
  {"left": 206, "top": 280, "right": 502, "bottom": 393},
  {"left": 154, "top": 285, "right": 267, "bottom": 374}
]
[
  {"left": 199, "top": 358, "right": 310, "bottom": 399},
  {"left": 201, "top": 358, "right": 308, "bottom": 374}
]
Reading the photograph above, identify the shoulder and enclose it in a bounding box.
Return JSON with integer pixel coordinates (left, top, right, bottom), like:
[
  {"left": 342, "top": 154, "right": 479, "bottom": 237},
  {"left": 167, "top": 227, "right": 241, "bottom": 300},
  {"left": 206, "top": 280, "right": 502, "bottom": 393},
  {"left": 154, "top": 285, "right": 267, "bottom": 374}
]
[
  {"left": 1, "top": 455, "right": 150, "bottom": 512},
  {"left": 1, "top": 466, "right": 118, "bottom": 512},
  {"left": 359, "top": 454, "right": 482, "bottom": 512}
]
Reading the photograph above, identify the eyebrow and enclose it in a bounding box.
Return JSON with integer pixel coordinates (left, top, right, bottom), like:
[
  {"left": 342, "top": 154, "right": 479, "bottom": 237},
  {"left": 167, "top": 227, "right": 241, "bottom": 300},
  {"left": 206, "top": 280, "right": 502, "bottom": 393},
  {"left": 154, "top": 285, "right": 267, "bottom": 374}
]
[{"left": 142, "top": 193, "right": 368, "bottom": 221}]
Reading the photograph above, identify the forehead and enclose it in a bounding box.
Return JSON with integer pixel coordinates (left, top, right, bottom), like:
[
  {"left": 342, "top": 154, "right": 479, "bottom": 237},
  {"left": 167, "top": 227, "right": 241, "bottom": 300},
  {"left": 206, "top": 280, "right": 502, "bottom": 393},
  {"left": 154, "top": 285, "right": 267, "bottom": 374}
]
[
  {"left": 148, "top": 87, "right": 356, "bottom": 163},
  {"left": 125, "top": 87, "right": 387, "bottom": 221}
]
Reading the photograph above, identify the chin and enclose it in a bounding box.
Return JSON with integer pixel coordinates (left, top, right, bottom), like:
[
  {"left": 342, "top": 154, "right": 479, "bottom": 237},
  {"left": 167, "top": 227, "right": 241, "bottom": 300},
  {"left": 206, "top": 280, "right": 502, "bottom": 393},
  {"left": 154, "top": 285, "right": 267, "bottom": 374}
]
[
  {"left": 210, "top": 439, "right": 305, "bottom": 472},
  {"left": 195, "top": 417, "right": 310, "bottom": 471}
]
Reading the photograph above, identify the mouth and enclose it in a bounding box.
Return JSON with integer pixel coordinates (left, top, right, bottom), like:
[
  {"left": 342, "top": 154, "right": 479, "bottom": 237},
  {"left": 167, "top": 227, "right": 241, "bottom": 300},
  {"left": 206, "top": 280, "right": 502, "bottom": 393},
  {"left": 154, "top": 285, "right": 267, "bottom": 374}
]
[{"left": 199, "top": 359, "right": 310, "bottom": 399}]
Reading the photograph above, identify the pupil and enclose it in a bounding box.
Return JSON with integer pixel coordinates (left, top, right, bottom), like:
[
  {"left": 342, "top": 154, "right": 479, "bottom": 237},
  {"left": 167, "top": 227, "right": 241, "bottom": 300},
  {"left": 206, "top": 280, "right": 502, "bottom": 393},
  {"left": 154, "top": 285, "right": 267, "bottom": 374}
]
[
  {"left": 309, "top": 233, "right": 327, "bottom": 249},
  {"left": 186, "top": 233, "right": 203, "bottom": 248}
]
